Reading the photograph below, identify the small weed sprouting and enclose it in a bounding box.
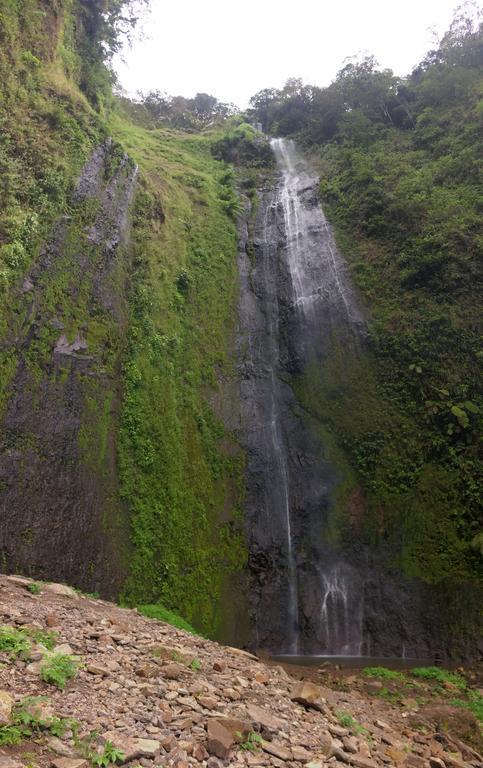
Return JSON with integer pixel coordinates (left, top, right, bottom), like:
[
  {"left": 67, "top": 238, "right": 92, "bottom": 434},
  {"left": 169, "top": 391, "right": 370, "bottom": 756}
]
[
  {"left": 337, "top": 711, "right": 357, "bottom": 729},
  {"left": 27, "top": 582, "right": 42, "bottom": 595},
  {"left": 336, "top": 711, "right": 369, "bottom": 736},
  {"left": 74, "top": 731, "right": 125, "bottom": 767},
  {"left": 40, "top": 653, "right": 78, "bottom": 689},
  {"left": 92, "top": 741, "right": 126, "bottom": 767},
  {"left": 190, "top": 658, "right": 201, "bottom": 671},
  {"left": 236, "top": 731, "right": 263, "bottom": 752}
]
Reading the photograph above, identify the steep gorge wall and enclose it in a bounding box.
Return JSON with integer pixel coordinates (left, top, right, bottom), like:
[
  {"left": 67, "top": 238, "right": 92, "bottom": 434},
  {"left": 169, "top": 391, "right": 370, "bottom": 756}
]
[
  {"left": 0, "top": 0, "right": 248, "bottom": 638},
  {"left": 0, "top": 139, "right": 136, "bottom": 595}
]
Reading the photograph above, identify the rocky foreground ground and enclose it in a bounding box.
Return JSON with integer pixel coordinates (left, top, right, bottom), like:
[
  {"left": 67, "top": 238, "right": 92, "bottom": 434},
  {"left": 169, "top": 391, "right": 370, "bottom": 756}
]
[{"left": 0, "top": 575, "right": 481, "bottom": 768}]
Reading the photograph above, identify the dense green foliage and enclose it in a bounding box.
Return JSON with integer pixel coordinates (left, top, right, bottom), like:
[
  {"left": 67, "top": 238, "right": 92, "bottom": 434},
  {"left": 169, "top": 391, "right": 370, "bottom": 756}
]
[
  {"left": 249, "top": 5, "right": 482, "bottom": 586},
  {"left": 111, "top": 112, "right": 247, "bottom": 635}
]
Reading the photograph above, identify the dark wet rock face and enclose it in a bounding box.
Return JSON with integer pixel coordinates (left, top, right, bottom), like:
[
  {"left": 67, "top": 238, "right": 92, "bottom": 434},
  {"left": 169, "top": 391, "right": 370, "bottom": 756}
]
[
  {"left": 0, "top": 141, "right": 137, "bottom": 597},
  {"left": 237, "top": 138, "right": 366, "bottom": 655},
  {"left": 237, "top": 139, "right": 477, "bottom": 659}
]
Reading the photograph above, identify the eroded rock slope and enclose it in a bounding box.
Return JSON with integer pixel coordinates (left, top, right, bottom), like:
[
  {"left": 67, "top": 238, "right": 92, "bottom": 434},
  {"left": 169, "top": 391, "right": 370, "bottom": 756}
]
[{"left": 0, "top": 576, "right": 481, "bottom": 768}]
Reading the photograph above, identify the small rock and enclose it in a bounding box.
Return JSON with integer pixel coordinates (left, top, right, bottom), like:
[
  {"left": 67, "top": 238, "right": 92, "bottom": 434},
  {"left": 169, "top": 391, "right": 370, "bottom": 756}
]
[
  {"left": 0, "top": 692, "right": 13, "bottom": 726},
  {"left": 193, "top": 744, "right": 209, "bottom": 761},
  {"left": 261, "top": 741, "right": 293, "bottom": 761},
  {"left": 206, "top": 719, "right": 234, "bottom": 760},
  {"left": 343, "top": 737, "right": 359, "bottom": 754},
  {"left": 55, "top": 643, "right": 74, "bottom": 655},
  {"left": 46, "top": 614, "right": 60, "bottom": 627},
  {"left": 348, "top": 755, "right": 377, "bottom": 768},
  {"left": 226, "top": 647, "right": 259, "bottom": 661},
  {"left": 135, "top": 664, "right": 158, "bottom": 679},
  {"left": 246, "top": 703, "right": 282, "bottom": 734},
  {"left": 291, "top": 746, "right": 312, "bottom": 762},
  {"left": 385, "top": 747, "right": 406, "bottom": 764},
  {"left": 43, "top": 583, "right": 79, "bottom": 599},
  {"left": 0, "top": 757, "right": 23, "bottom": 768},
  {"left": 291, "top": 681, "right": 325, "bottom": 712},
  {"left": 133, "top": 738, "right": 161, "bottom": 758},
  {"left": 198, "top": 696, "right": 218, "bottom": 711},
  {"left": 51, "top": 760, "right": 88, "bottom": 768},
  {"left": 87, "top": 664, "right": 110, "bottom": 676},
  {"left": 47, "top": 737, "right": 74, "bottom": 757},
  {"left": 6, "top": 576, "right": 34, "bottom": 587},
  {"left": 213, "top": 660, "right": 226, "bottom": 673},
  {"left": 162, "top": 663, "right": 185, "bottom": 680}
]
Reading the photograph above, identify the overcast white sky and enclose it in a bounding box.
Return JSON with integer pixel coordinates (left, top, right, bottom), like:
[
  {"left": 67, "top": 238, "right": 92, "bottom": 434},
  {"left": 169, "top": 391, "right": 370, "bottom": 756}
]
[{"left": 114, "top": 0, "right": 461, "bottom": 107}]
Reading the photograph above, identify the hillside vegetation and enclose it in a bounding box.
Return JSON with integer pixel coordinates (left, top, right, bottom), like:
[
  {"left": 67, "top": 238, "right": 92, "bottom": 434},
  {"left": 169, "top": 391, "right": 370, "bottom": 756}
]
[{"left": 248, "top": 6, "right": 482, "bottom": 590}]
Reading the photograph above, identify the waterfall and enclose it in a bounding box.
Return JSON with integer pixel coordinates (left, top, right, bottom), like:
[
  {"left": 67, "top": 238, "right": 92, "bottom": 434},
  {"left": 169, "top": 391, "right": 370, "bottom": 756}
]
[{"left": 238, "top": 137, "right": 365, "bottom": 655}]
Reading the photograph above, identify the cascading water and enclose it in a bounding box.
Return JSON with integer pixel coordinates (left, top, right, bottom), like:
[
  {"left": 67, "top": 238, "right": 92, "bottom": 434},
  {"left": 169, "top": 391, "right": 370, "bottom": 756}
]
[{"left": 238, "top": 137, "right": 366, "bottom": 655}]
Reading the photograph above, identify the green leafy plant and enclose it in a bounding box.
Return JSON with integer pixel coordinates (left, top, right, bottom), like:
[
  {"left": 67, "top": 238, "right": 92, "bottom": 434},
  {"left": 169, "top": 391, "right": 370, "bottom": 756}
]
[
  {"left": 190, "top": 658, "right": 201, "bottom": 671},
  {"left": 0, "top": 725, "right": 25, "bottom": 746},
  {"left": 92, "top": 741, "right": 125, "bottom": 767},
  {"left": 236, "top": 731, "right": 263, "bottom": 752},
  {"left": 40, "top": 654, "right": 78, "bottom": 689},
  {"left": 336, "top": 711, "right": 369, "bottom": 735},
  {"left": 0, "top": 626, "right": 31, "bottom": 656},
  {"left": 27, "top": 582, "right": 42, "bottom": 595},
  {"left": 23, "top": 627, "right": 58, "bottom": 650},
  {"left": 12, "top": 697, "right": 50, "bottom": 729}
]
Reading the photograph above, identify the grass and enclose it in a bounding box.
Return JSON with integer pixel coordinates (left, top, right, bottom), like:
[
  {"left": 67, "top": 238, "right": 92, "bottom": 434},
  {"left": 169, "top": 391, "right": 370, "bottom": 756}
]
[
  {"left": 137, "top": 604, "right": 199, "bottom": 634},
  {"left": 40, "top": 653, "right": 78, "bottom": 689},
  {"left": 362, "top": 666, "right": 407, "bottom": 682},
  {"left": 410, "top": 666, "right": 467, "bottom": 690},
  {"left": 451, "top": 690, "right": 483, "bottom": 722}
]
